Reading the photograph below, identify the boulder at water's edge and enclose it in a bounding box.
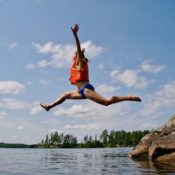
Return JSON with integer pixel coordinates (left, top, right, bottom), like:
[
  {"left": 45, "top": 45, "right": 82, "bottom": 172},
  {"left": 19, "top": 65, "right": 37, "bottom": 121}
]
[{"left": 129, "top": 113, "right": 175, "bottom": 165}]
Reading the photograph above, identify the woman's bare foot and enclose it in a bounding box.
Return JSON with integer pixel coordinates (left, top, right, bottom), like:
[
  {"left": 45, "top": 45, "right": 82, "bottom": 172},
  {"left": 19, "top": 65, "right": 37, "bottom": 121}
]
[
  {"left": 40, "top": 103, "right": 51, "bottom": 111},
  {"left": 129, "top": 96, "right": 141, "bottom": 102},
  {"left": 110, "top": 96, "right": 141, "bottom": 103}
]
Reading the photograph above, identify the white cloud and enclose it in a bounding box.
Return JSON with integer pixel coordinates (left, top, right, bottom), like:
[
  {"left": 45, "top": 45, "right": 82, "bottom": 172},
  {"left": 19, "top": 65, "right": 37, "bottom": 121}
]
[
  {"left": 97, "top": 63, "right": 104, "bottom": 70},
  {"left": 33, "top": 42, "right": 62, "bottom": 54},
  {"left": 18, "top": 126, "right": 24, "bottom": 130},
  {"left": 48, "top": 128, "right": 58, "bottom": 133},
  {"left": 156, "top": 81, "right": 175, "bottom": 99},
  {"left": 54, "top": 99, "right": 129, "bottom": 120},
  {"left": 111, "top": 69, "right": 150, "bottom": 89},
  {"left": 26, "top": 81, "right": 32, "bottom": 85},
  {"left": 64, "top": 124, "right": 99, "bottom": 130},
  {"left": 110, "top": 69, "right": 120, "bottom": 77},
  {"left": 41, "top": 119, "right": 60, "bottom": 125},
  {"left": 30, "top": 101, "right": 42, "bottom": 115},
  {"left": 33, "top": 42, "right": 76, "bottom": 68},
  {"left": 0, "top": 98, "right": 29, "bottom": 110},
  {"left": 38, "top": 60, "right": 50, "bottom": 68},
  {"left": 0, "top": 119, "right": 14, "bottom": 129},
  {"left": 25, "top": 63, "right": 36, "bottom": 70},
  {"left": 54, "top": 104, "right": 93, "bottom": 118},
  {"left": 96, "top": 84, "right": 120, "bottom": 96},
  {"left": 121, "top": 81, "right": 175, "bottom": 130},
  {"left": 81, "top": 40, "right": 104, "bottom": 58},
  {"left": 110, "top": 60, "right": 165, "bottom": 89},
  {"left": 155, "top": 82, "right": 175, "bottom": 105},
  {"left": 0, "top": 81, "right": 24, "bottom": 95},
  {"left": 32, "top": 41, "right": 104, "bottom": 69},
  {"left": 140, "top": 60, "right": 165, "bottom": 74},
  {"left": 138, "top": 81, "right": 175, "bottom": 117},
  {"left": 142, "top": 123, "right": 158, "bottom": 129},
  {"left": 0, "top": 112, "right": 7, "bottom": 119},
  {"left": 8, "top": 42, "right": 17, "bottom": 49},
  {"left": 1, "top": 41, "right": 18, "bottom": 49},
  {"left": 39, "top": 79, "right": 52, "bottom": 86}
]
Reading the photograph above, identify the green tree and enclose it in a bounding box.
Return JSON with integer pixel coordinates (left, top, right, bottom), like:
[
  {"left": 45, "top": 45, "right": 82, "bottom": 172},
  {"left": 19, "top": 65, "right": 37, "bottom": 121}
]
[
  {"left": 89, "top": 136, "right": 93, "bottom": 142},
  {"left": 44, "top": 134, "right": 49, "bottom": 147},
  {"left": 41, "top": 139, "right": 44, "bottom": 145},
  {"left": 108, "top": 130, "right": 115, "bottom": 146},
  {"left": 83, "top": 135, "right": 88, "bottom": 143},
  {"left": 50, "top": 133, "right": 54, "bottom": 145},
  {"left": 100, "top": 129, "right": 108, "bottom": 144},
  {"left": 59, "top": 133, "right": 64, "bottom": 144},
  {"left": 63, "top": 134, "right": 77, "bottom": 148},
  {"left": 40, "top": 129, "right": 150, "bottom": 148},
  {"left": 53, "top": 132, "right": 59, "bottom": 144}
]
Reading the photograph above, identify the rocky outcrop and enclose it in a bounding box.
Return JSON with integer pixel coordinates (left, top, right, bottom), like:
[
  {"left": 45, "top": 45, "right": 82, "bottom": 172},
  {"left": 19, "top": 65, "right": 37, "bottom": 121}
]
[{"left": 129, "top": 114, "right": 175, "bottom": 164}]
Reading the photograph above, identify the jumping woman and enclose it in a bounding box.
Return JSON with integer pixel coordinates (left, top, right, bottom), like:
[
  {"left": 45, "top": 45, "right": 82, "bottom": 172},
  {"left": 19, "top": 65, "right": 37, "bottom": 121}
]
[{"left": 40, "top": 24, "right": 141, "bottom": 111}]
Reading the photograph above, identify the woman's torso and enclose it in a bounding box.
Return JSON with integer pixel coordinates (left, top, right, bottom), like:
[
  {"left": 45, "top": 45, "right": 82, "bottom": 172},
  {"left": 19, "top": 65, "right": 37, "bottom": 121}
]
[{"left": 69, "top": 56, "right": 89, "bottom": 88}]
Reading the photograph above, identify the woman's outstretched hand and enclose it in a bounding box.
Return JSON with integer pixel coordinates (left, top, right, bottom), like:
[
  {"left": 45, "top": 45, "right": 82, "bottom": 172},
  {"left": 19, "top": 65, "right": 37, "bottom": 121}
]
[{"left": 71, "top": 24, "right": 79, "bottom": 34}]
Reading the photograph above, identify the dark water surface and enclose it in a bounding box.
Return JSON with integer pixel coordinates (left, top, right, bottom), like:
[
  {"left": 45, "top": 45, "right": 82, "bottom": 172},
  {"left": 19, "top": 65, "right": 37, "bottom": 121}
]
[{"left": 0, "top": 148, "right": 174, "bottom": 175}]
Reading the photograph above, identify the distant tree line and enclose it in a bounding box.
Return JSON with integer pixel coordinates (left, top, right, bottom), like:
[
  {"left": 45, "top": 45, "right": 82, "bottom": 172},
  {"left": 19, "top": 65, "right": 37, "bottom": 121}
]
[
  {"left": 0, "top": 143, "right": 36, "bottom": 148},
  {"left": 38, "top": 129, "right": 150, "bottom": 148},
  {"left": 38, "top": 132, "right": 77, "bottom": 148}
]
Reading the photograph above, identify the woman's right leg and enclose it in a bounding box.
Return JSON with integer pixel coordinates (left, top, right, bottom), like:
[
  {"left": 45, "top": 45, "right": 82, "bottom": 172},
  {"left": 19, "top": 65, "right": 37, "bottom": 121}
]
[
  {"left": 84, "top": 89, "right": 141, "bottom": 106},
  {"left": 40, "top": 91, "right": 84, "bottom": 111}
]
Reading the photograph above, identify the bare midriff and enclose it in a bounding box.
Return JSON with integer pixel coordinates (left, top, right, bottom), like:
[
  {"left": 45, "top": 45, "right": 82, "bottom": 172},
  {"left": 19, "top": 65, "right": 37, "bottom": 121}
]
[{"left": 73, "top": 81, "right": 89, "bottom": 90}]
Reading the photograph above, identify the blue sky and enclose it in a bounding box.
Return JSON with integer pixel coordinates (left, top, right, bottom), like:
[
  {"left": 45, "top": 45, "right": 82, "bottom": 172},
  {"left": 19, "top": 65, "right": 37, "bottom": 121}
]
[{"left": 0, "top": 0, "right": 175, "bottom": 144}]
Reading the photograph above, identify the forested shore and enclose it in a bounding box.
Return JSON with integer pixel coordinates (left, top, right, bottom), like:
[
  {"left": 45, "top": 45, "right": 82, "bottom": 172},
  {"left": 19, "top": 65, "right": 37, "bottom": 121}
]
[
  {"left": 0, "top": 143, "right": 36, "bottom": 148},
  {"left": 0, "top": 130, "right": 150, "bottom": 148},
  {"left": 38, "top": 129, "right": 150, "bottom": 148}
]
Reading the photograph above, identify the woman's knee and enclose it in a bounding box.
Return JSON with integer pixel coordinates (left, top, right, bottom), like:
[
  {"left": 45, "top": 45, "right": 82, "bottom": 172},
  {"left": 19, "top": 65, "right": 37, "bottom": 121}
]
[
  {"left": 101, "top": 98, "right": 114, "bottom": 106},
  {"left": 62, "top": 91, "right": 81, "bottom": 99},
  {"left": 62, "top": 92, "right": 72, "bottom": 99},
  {"left": 84, "top": 89, "right": 111, "bottom": 106},
  {"left": 103, "top": 100, "right": 111, "bottom": 106}
]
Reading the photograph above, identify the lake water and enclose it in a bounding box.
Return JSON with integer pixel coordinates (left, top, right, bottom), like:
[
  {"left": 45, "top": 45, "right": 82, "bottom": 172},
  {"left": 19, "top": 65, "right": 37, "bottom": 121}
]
[{"left": 0, "top": 148, "right": 174, "bottom": 175}]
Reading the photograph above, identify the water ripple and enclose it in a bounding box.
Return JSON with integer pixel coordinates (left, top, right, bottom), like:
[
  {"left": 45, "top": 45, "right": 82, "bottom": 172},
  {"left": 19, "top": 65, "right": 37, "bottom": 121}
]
[{"left": 0, "top": 148, "right": 174, "bottom": 175}]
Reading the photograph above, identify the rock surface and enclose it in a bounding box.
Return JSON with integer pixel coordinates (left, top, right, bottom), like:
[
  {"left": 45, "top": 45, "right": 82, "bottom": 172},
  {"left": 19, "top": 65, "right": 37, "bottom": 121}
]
[{"left": 129, "top": 113, "right": 175, "bottom": 164}]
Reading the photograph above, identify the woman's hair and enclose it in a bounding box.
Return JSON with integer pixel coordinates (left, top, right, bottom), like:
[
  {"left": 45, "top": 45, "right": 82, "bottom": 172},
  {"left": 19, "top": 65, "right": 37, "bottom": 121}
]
[
  {"left": 75, "top": 48, "right": 85, "bottom": 58},
  {"left": 81, "top": 48, "right": 85, "bottom": 58},
  {"left": 73, "top": 48, "right": 88, "bottom": 62}
]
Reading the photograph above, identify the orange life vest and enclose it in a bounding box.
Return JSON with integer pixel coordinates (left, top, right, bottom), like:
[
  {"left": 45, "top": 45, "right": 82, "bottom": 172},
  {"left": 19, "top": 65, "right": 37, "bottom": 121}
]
[{"left": 69, "top": 56, "right": 89, "bottom": 84}]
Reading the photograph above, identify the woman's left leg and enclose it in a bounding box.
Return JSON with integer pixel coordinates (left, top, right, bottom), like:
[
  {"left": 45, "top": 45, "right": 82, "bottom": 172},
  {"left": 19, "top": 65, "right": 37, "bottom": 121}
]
[{"left": 40, "top": 90, "right": 84, "bottom": 111}]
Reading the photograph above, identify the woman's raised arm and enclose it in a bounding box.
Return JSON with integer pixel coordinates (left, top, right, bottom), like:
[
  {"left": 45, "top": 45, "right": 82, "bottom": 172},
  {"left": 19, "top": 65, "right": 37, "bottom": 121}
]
[{"left": 71, "top": 24, "right": 83, "bottom": 68}]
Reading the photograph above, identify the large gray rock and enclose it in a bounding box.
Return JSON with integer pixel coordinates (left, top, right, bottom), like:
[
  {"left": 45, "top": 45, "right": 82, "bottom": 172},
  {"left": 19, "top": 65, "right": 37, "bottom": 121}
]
[{"left": 129, "top": 113, "right": 175, "bottom": 164}]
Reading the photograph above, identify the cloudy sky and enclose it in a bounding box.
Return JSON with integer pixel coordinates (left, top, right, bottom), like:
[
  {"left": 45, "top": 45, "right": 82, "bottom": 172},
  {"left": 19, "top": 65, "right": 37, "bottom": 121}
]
[{"left": 0, "top": 0, "right": 175, "bottom": 144}]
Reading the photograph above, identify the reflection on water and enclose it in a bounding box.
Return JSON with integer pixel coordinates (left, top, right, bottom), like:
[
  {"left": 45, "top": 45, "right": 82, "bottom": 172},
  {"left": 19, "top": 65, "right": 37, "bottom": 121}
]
[
  {"left": 135, "top": 160, "right": 175, "bottom": 175},
  {"left": 0, "top": 148, "right": 174, "bottom": 175}
]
